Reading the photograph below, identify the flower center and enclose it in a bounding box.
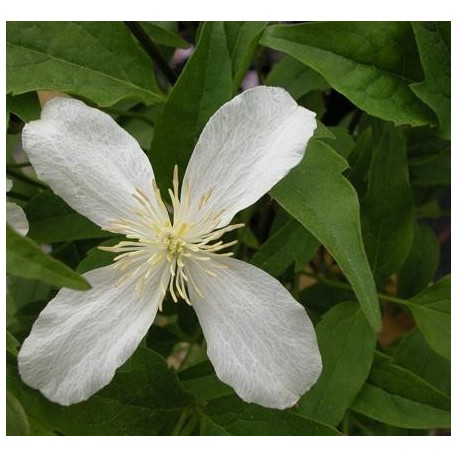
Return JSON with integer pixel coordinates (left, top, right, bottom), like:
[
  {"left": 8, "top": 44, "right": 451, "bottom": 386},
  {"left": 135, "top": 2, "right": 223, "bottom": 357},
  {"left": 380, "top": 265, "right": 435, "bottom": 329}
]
[
  {"left": 163, "top": 231, "right": 186, "bottom": 259},
  {"left": 99, "top": 166, "right": 243, "bottom": 308}
]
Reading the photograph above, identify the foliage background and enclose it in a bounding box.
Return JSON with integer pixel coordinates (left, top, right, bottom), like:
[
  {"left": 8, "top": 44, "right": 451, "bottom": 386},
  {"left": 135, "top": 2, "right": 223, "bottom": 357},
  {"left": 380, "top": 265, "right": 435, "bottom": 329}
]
[{"left": 6, "top": 21, "right": 451, "bottom": 436}]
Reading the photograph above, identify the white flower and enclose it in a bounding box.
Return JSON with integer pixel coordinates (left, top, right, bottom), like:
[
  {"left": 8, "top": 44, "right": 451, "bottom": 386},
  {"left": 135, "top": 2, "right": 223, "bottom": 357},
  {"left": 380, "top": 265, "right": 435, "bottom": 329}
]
[
  {"left": 18, "top": 86, "right": 322, "bottom": 409},
  {"left": 6, "top": 178, "right": 29, "bottom": 236}
]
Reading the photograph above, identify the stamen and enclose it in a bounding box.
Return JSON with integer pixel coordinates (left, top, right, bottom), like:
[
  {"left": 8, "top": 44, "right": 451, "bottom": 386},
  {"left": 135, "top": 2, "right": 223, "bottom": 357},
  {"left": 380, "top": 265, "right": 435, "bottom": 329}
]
[
  {"left": 134, "top": 187, "right": 149, "bottom": 203},
  {"left": 203, "top": 240, "right": 237, "bottom": 253},
  {"left": 169, "top": 258, "right": 177, "bottom": 276},
  {"left": 196, "top": 223, "right": 245, "bottom": 246},
  {"left": 182, "top": 180, "right": 192, "bottom": 215},
  {"left": 198, "top": 187, "right": 213, "bottom": 210},
  {"left": 192, "top": 261, "right": 218, "bottom": 277},
  {"left": 101, "top": 164, "right": 241, "bottom": 306},
  {"left": 169, "top": 279, "right": 178, "bottom": 302},
  {"left": 152, "top": 180, "right": 169, "bottom": 215},
  {"left": 173, "top": 165, "right": 180, "bottom": 200},
  {"left": 185, "top": 269, "right": 205, "bottom": 298}
]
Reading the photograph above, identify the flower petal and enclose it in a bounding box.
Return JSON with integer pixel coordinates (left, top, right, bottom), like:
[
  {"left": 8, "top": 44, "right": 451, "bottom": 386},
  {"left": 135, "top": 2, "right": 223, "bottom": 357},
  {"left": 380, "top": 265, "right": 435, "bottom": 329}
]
[
  {"left": 188, "top": 256, "right": 322, "bottom": 409},
  {"left": 18, "top": 262, "right": 169, "bottom": 405},
  {"left": 22, "top": 97, "right": 156, "bottom": 228},
  {"left": 182, "top": 86, "right": 316, "bottom": 228},
  {"left": 6, "top": 202, "right": 29, "bottom": 236}
]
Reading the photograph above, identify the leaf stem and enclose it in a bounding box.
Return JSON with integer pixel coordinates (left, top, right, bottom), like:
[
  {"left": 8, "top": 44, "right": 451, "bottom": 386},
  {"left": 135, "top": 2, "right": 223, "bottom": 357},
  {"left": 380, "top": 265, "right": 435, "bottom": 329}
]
[
  {"left": 376, "top": 292, "right": 411, "bottom": 308},
  {"left": 103, "top": 107, "right": 155, "bottom": 127},
  {"left": 303, "top": 272, "right": 412, "bottom": 308},
  {"left": 124, "top": 21, "right": 178, "bottom": 85}
]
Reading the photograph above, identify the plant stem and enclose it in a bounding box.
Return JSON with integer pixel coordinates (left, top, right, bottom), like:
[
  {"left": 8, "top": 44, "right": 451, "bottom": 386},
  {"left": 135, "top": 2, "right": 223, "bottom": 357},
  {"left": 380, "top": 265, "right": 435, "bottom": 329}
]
[
  {"left": 348, "top": 109, "right": 362, "bottom": 134},
  {"left": 179, "top": 412, "right": 199, "bottom": 436},
  {"left": 254, "top": 45, "right": 265, "bottom": 85},
  {"left": 181, "top": 21, "right": 197, "bottom": 42},
  {"left": 6, "top": 167, "right": 47, "bottom": 189},
  {"left": 6, "top": 190, "right": 30, "bottom": 201},
  {"left": 6, "top": 161, "right": 31, "bottom": 168},
  {"left": 170, "top": 408, "right": 190, "bottom": 436},
  {"left": 124, "top": 21, "right": 178, "bottom": 85},
  {"left": 340, "top": 412, "right": 351, "bottom": 436},
  {"left": 176, "top": 343, "right": 193, "bottom": 372}
]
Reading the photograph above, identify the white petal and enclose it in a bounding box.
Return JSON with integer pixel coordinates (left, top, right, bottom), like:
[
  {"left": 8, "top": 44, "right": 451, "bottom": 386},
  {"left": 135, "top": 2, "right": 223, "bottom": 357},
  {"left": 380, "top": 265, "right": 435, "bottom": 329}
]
[
  {"left": 6, "top": 178, "right": 13, "bottom": 192},
  {"left": 18, "top": 262, "right": 169, "bottom": 405},
  {"left": 188, "top": 257, "right": 322, "bottom": 409},
  {"left": 182, "top": 86, "right": 316, "bottom": 227},
  {"left": 6, "top": 202, "right": 29, "bottom": 236},
  {"left": 22, "top": 98, "right": 156, "bottom": 228}
]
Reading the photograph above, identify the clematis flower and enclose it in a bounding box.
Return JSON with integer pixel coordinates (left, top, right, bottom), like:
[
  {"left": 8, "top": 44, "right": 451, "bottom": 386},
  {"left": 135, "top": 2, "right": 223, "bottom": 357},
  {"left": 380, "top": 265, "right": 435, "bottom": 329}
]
[
  {"left": 6, "top": 178, "right": 29, "bottom": 236},
  {"left": 18, "top": 86, "right": 322, "bottom": 409}
]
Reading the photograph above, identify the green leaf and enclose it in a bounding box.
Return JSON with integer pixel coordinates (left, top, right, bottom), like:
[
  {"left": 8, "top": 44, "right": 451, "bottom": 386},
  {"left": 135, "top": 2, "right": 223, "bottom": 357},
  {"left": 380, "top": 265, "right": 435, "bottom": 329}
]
[
  {"left": 240, "top": 225, "right": 260, "bottom": 249},
  {"left": 7, "top": 347, "right": 195, "bottom": 435},
  {"left": 404, "top": 276, "right": 451, "bottom": 360},
  {"left": 76, "top": 237, "right": 122, "bottom": 274},
  {"left": 27, "top": 419, "right": 56, "bottom": 436},
  {"left": 261, "top": 22, "right": 434, "bottom": 126},
  {"left": 361, "top": 120, "right": 414, "bottom": 284},
  {"left": 410, "top": 22, "right": 451, "bottom": 139},
  {"left": 150, "top": 21, "right": 233, "bottom": 190},
  {"left": 251, "top": 218, "right": 319, "bottom": 277},
  {"left": 7, "top": 276, "right": 52, "bottom": 313},
  {"left": 299, "top": 302, "right": 376, "bottom": 426},
  {"left": 139, "top": 21, "right": 189, "bottom": 49},
  {"left": 398, "top": 223, "right": 439, "bottom": 298},
  {"left": 271, "top": 139, "right": 381, "bottom": 331},
  {"left": 300, "top": 282, "right": 355, "bottom": 317},
  {"left": 6, "top": 92, "right": 41, "bottom": 122},
  {"left": 119, "top": 104, "right": 160, "bottom": 151},
  {"left": 322, "top": 126, "right": 355, "bottom": 159},
  {"left": 6, "top": 134, "right": 21, "bottom": 162},
  {"left": 6, "top": 22, "right": 163, "bottom": 106},
  {"left": 6, "top": 224, "right": 89, "bottom": 290},
  {"left": 407, "top": 125, "right": 450, "bottom": 160},
  {"left": 6, "top": 288, "right": 17, "bottom": 328},
  {"left": 25, "top": 191, "right": 107, "bottom": 243},
  {"left": 299, "top": 90, "right": 326, "bottom": 118},
  {"left": 201, "top": 395, "right": 340, "bottom": 436},
  {"left": 410, "top": 147, "right": 451, "bottom": 188},
  {"left": 146, "top": 326, "right": 180, "bottom": 358},
  {"left": 346, "top": 127, "right": 373, "bottom": 194},
  {"left": 406, "top": 126, "right": 451, "bottom": 201},
  {"left": 351, "top": 353, "right": 450, "bottom": 429},
  {"left": 180, "top": 361, "right": 235, "bottom": 402},
  {"left": 223, "top": 21, "right": 267, "bottom": 90},
  {"left": 6, "top": 330, "right": 20, "bottom": 357},
  {"left": 408, "top": 133, "right": 451, "bottom": 188},
  {"left": 315, "top": 119, "right": 335, "bottom": 140},
  {"left": 6, "top": 391, "right": 29, "bottom": 436},
  {"left": 394, "top": 329, "right": 450, "bottom": 396},
  {"left": 265, "top": 55, "right": 329, "bottom": 100}
]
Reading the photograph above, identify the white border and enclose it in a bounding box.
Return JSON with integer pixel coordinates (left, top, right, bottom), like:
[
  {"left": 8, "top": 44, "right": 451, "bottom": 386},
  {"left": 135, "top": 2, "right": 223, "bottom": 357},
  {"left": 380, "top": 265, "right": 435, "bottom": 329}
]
[{"left": 2, "top": 6, "right": 455, "bottom": 454}]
